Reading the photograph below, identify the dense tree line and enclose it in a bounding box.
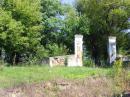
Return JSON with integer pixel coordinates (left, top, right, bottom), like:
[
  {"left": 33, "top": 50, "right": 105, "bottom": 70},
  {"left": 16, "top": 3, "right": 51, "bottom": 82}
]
[
  {"left": 76, "top": 0, "right": 130, "bottom": 65},
  {"left": 0, "top": 0, "right": 130, "bottom": 65},
  {"left": 0, "top": 0, "right": 43, "bottom": 64},
  {"left": 0, "top": 0, "right": 78, "bottom": 65}
]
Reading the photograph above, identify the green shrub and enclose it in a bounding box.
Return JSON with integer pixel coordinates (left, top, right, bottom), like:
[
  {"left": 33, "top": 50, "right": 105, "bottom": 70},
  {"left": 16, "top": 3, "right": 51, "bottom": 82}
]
[
  {"left": 112, "top": 59, "right": 128, "bottom": 95},
  {"left": 83, "top": 59, "right": 95, "bottom": 67},
  {"left": 112, "top": 59, "right": 123, "bottom": 77},
  {"left": 0, "top": 60, "right": 5, "bottom": 71},
  {"left": 46, "top": 43, "right": 68, "bottom": 57}
]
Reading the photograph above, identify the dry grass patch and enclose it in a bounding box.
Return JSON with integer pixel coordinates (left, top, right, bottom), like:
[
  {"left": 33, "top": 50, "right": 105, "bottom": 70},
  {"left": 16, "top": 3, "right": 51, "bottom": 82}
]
[{"left": 0, "top": 76, "right": 115, "bottom": 97}]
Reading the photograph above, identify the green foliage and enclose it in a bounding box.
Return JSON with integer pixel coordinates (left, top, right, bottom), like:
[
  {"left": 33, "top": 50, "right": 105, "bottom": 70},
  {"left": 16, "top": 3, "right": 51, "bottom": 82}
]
[
  {"left": 112, "top": 59, "right": 128, "bottom": 95},
  {"left": 41, "top": 0, "right": 64, "bottom": 46},
  {"left": 41, "top": 0, "right": 80, "bottom": 54},
  {"left": 26, "top": 46, "right": 49, "bottom": 65},
  {"left": 0, "top": 0, "right": 80, "bottom": 64},
  {"left": 0, "top": 0, "right": 44, "bottom": 64},
  {"left": 83, "top": 59, "right": 95, "bottom": 67},
  {"left": 63, "top": 7, "right": 80, "bottom": 51},
  {"left": 46, "top": 43, "right": 68, "bottom": 56},
  {"left": 112, "top": 59, "right": 123, "bottom": 77},
  {"left": 76, "top": 0, "right": 130, "bottom": 65},
  {"left": 0, "top": 0, "right": 130, "bottom": 66}
]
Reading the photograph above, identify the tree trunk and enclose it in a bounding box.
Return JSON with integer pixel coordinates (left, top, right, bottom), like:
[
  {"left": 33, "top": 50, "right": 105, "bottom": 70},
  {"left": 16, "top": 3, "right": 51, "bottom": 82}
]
[{"left": 12, "top": 52, "right": 16, "bottom": 65}]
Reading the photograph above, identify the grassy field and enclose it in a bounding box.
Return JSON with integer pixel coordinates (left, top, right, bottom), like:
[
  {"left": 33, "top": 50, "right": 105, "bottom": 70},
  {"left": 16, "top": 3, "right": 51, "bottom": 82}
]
[{"left": 0, "top": 66, "right": 112, "bottom": 88}]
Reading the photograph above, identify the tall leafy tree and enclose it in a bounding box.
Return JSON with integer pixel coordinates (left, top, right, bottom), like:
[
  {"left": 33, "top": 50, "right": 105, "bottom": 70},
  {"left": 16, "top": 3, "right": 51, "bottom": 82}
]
[
  {"left": 62, "top": 6, "right": 80, "bottom": 53},
  {"left": 76, "top": 0, "right": 130, "bottom": 65},
  {"left": 41, "top": 0, "right": 78, "bottom": 55},
  {"left": 41, "top": 0, "right": 63, "bottom": 45},
  {"left": 0, "top": 0, "right": 43, "bottom": 64}
]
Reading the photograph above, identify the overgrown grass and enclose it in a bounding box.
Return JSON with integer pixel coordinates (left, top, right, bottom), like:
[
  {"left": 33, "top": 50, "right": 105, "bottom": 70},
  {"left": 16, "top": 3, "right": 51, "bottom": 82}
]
[{"left": 0, "top": 66, "right": 112, "bottom": 88}]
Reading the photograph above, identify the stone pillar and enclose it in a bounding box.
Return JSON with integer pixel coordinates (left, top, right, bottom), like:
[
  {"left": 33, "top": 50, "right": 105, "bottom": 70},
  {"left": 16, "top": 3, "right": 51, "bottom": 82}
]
[
  {"left": 108, "top": 36, "right": 116, "bottom": 64},
  {"left": 75, "top": 35, "right": 83, "bottom": 66}
]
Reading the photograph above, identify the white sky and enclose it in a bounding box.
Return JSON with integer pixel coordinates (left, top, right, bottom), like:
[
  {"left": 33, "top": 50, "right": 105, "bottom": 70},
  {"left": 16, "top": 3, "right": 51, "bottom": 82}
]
[{"left": 61, "top": 0, "right": 75, "bottom": 5}]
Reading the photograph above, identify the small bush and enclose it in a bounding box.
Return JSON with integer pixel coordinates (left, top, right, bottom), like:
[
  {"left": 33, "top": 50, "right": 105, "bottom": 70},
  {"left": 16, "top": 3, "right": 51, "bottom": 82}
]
[
  {"left": 112, "top": 59, "right": 123, "bottom": 77},
  {"left": 83, "top": 59, "right": 95, "bottom": 67},
  {"left": 112, "top": 59, "right": 128, "bottom": 96},
  {"left": 46, "top": 43, "right": 68, "bottom": 57},
  {"left": 0, "top": 60, "right": 5, "bottom": 71}
]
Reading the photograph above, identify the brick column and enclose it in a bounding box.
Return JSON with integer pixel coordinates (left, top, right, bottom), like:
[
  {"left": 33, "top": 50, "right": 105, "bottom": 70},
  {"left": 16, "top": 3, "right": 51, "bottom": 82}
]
[
  {"left": 75, "top": 35, "right": 83, "bottom": 66},
  {"left": 108, "top": 36, "right": 116, "bottom": 64}
]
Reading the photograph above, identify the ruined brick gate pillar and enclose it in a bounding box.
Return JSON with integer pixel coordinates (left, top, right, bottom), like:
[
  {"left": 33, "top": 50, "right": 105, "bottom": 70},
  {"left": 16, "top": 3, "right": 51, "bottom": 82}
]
[
  {"left": 108, "top": 36, "right": 116, "bottom": 64},
  {"left": 49, "top": 34, "right": 83, "bottom": 67},
  {"left": 75, "top": 35, "right": 83, "bottom": 66}
]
